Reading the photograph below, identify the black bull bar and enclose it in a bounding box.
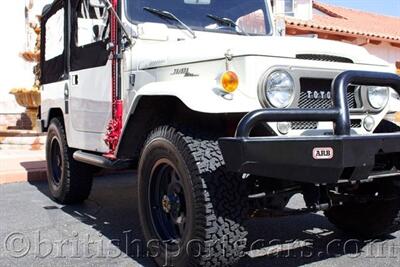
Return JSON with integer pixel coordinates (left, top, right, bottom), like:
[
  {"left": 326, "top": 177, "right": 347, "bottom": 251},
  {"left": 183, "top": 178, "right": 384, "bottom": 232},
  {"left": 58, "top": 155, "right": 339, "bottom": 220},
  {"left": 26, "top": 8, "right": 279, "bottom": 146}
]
[{"left": 218, "top": 71, "right": 400, "bottom": 183}]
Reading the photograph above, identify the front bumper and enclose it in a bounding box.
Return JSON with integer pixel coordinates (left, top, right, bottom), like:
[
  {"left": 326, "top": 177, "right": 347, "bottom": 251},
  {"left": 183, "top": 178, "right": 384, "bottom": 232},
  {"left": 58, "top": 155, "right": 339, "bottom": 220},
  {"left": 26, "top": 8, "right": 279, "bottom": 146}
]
[{"left": 219, "top": 71, "right": 400, "bottom": 184}]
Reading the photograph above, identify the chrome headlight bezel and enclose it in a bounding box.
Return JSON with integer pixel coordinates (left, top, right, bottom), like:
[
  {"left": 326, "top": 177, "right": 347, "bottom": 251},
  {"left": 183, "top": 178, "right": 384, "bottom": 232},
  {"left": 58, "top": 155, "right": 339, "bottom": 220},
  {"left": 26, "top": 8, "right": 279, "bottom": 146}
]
[
  {"left": 366, "top": 86, "right": 389, "bottom": 110},
  {"left": 258, "top": 70, "right": 296, "bottom": 108}
]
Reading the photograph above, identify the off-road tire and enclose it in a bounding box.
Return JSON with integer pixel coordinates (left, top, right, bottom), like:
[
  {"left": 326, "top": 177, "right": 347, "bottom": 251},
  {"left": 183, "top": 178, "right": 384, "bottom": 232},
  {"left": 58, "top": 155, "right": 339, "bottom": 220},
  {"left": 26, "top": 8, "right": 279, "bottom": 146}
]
[
  {"left": 138, "top": 126, "right": 248, "bottom": 266},
  {"left": 46, "top": 118, "right": 93, "bottom": 204},
  {"left": 325, "top": 179, "right": 400, "bottom": 237}
]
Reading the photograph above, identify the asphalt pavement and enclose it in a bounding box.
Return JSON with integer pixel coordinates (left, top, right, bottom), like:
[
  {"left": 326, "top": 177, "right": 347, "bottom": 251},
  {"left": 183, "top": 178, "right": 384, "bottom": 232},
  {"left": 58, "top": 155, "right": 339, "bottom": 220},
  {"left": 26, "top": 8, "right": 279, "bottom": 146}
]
[{"left": 1, "top": 172, "right": 400, "bottom": 267}]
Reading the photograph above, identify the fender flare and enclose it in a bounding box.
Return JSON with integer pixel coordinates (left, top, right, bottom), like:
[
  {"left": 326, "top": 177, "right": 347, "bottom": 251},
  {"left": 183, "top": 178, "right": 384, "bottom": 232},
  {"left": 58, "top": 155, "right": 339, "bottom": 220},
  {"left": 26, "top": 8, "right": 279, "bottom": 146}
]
[
  {"left": 116, "top": 80, "right": 261, "bottom": 159},
  {"left": 129, "top": 79, "right": 261, "bottom": 115}
]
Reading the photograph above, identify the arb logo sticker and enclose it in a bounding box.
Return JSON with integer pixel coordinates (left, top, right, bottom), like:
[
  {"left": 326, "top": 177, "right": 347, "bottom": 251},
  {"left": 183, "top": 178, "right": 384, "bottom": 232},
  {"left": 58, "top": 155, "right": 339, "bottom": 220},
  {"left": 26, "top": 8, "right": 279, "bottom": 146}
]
[{"left": 313, "top": 147, "right": 334, "bottom": 160}]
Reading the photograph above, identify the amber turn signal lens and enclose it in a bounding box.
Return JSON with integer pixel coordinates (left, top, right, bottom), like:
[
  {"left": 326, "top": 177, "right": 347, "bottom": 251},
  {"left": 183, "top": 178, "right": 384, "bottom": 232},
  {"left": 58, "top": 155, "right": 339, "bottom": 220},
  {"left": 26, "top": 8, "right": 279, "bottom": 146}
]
[
  {"left": 221, "top": 71, "right": 239, "bottom": 93},
  {"left": 395, "top": 112, "right": 400, "bottom": 122}
]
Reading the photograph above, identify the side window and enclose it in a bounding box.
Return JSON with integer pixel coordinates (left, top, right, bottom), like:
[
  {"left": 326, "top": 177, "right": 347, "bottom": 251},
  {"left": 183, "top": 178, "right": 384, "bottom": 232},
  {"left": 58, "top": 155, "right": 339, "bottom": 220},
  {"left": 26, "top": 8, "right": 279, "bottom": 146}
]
[
  {"left": 45, "top": 8, "right": 64, "bottom": 61},
  {"left": 76, "top": 0, "right": 109, "bottom": 47},
  {"left": 284, "top": 0, "right": 294, "bottom": 16},
  {"left": 70, "top": 0, "right": 111, "bottom": 71},
  {"left": 41, "top": 2, "right": 66, "bottom": 85}
]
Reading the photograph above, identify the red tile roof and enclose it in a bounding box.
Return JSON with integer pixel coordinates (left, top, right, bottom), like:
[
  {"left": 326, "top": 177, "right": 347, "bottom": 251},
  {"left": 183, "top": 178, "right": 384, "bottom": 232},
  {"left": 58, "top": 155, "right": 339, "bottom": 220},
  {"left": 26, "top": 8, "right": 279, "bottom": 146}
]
[{"left": 286, "top": 1, "right": 400, "bottom": 43}]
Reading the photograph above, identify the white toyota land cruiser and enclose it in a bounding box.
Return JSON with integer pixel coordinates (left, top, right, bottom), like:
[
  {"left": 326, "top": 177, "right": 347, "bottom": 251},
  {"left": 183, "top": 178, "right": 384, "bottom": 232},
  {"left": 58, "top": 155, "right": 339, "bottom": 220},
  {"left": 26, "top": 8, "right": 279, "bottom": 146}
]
[{"left": 40, "top": 0, "right": 400, "bottom": 265}]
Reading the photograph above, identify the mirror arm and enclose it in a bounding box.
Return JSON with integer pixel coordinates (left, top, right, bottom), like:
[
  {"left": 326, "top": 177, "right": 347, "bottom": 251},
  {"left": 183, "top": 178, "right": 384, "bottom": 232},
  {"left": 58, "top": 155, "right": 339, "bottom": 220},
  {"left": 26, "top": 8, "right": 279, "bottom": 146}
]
[{"left": 100, "top": 0, "right": 135, "bottom": 48}]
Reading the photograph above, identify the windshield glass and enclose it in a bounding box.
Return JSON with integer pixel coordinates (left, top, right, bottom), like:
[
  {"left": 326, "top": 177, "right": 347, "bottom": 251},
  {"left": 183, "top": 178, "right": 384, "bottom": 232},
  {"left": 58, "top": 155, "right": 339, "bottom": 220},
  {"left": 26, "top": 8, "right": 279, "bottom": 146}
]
[{"left": 125, "top": 0, "right": 272, "bottom": 36}]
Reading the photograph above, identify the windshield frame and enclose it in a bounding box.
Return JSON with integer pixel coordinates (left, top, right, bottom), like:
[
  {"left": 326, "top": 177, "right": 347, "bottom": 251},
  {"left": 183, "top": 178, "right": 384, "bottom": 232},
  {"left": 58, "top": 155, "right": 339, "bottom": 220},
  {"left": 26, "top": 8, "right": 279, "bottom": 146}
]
[{"left": 123, "top": 0, "right": 274, "bottom": 36}]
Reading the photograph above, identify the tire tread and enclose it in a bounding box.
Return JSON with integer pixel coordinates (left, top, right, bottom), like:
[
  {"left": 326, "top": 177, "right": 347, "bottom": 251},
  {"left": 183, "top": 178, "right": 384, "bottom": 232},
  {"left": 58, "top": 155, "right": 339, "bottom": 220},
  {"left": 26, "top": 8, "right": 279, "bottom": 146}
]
[
  {"left": 46, "top": 118, "right": 93, "bottom": 204},
  {"left": 142, "top": 125, "right": 248, "bottom": 266}
]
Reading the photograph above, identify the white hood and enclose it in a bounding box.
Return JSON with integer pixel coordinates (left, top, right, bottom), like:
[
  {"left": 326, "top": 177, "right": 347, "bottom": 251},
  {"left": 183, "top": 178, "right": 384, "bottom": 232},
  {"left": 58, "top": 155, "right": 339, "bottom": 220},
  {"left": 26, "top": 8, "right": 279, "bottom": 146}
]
[{"left": 137, "top": 35, "right": 389, "bottom": 69}]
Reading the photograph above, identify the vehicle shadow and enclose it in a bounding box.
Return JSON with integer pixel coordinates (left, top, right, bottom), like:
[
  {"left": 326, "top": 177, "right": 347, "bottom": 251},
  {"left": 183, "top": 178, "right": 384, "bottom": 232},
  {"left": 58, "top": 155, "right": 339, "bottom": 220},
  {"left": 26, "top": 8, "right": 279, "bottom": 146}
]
[
  {"left": 31, "top": 172, "right": 156, "bottom": 266},
  {"left": 30, "top": 173, "right": 396, "bottom": 267},
  {"left": 240, "top": 211, "right": 396, "bottom": 267}
]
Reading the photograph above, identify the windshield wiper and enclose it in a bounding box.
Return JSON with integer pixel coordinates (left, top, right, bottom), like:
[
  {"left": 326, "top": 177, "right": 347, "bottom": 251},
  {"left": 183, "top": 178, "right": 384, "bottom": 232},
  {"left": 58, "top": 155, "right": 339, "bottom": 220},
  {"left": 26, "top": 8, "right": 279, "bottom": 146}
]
[
  {"left": 206, "top": 14, "right": 249, "bottom": 36},
  {"left": 143, "top": 7, "right": 196, "bottom": 39}
]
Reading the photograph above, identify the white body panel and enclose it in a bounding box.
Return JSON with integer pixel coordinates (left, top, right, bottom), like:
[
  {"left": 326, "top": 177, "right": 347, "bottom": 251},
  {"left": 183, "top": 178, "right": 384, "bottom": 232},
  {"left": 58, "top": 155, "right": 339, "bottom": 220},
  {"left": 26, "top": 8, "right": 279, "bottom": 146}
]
[
  {"left": 128, "top": 34, "right": 388, "bottom": 70},
  {"left": 41, "top": 80, "right": 67, "bottom": 127},
  {"left": 66, "top": 64, "right": 112, "bottom": 152},
  {"left": 41, "top": 76, "right": 111, "bottom": 153},
  {"left": 69, "top": 63, "right": 112, "bottom": 134},
  {"left": 123, "top": 42, "right": 395, "bottom": 136},
  {"left": 127, "top": 55, "right": 392, "bottom": 114}
]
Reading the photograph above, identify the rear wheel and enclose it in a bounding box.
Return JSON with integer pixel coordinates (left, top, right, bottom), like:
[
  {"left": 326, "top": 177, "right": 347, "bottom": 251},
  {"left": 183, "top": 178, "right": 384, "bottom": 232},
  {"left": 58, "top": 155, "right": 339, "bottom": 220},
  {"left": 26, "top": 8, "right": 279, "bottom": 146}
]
[
  {"left": 138, "top": 126, "right": 248, "bottom": 266},
  {"left": 46, "top": 118, "right": 93, "bottom": 204},
  {"left": 325, "top": 179, "right": 400, "bottom": 237}
]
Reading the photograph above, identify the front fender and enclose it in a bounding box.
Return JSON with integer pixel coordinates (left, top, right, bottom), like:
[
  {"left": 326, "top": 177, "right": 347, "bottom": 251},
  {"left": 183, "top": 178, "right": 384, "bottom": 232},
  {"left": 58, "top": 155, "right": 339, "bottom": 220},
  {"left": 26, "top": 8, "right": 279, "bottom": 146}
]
[
  {"left": 117, "top": 79, "right": 261, "bottom": 159},
  {"left": 132, "top": 79, "right": 262, "bottom": 114}
]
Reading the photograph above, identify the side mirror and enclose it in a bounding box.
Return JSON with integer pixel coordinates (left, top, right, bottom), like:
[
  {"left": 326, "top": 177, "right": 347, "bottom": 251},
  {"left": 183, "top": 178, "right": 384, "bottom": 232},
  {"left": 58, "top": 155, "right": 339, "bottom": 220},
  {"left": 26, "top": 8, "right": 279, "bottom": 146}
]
[
  {"left": 89, "top": 0, "right": 107, "bottom": 8},
  {"left": 137, "top": 23, "right": 169, "bottom": 41}
]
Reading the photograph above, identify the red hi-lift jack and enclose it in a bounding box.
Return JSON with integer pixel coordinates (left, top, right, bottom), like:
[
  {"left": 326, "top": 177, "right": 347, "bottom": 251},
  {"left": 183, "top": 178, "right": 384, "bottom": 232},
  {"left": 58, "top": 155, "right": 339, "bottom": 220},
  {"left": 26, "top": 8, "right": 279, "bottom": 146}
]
[
  {"left": 104, "top": 0, "right": 122, "bottom": 159},
  {"left": 73, "top": 0, "right": 134, "bottom": 168}
]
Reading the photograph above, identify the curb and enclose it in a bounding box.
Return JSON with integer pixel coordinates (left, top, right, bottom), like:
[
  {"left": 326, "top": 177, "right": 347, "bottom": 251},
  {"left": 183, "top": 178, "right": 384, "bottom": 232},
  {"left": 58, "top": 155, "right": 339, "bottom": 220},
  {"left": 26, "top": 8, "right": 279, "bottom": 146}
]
[
  {"left": 0, "top": 149, "right": 47, "bottom": 185},
  {"left": 0, "top": 168, "right": 47, "bottom": 184},
  {"left": 0, "top": 147, "right": 134, "bottom": 185},
  {"left": 0, "top": 166, "right": 135, "bottom": 185}
]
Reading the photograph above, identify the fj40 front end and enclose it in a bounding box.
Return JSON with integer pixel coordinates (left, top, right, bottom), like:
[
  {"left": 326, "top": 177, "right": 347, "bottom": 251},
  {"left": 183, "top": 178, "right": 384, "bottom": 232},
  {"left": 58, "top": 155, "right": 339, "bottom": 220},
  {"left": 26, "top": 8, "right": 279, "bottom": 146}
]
[{"left": 39, "top": 0, "right": 400, "bottom": 266}]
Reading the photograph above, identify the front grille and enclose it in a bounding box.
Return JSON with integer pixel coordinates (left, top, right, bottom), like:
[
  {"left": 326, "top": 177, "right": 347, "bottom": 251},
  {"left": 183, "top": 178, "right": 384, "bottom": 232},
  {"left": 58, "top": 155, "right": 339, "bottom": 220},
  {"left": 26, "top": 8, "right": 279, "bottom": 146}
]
[
  {"left": 292, "top": 121, "right": 318, "bottom": 130},
  {"left": 298, "top": 78, "right": 357, "bottom": 109},
  {"left": 351, "top": 119, "right": 362, "bottom": 128},
  {"left": 291, "top": 120, "right": 361, "bottom": 130},
  {"left": 296, "top": 54, "right": 354, "bottom": 64},
  {"left": 292, "top": 78, "right": 359, "bottom": 130},
  {"left": 298, "top": 91, "right": 356, "bottom": 109}
]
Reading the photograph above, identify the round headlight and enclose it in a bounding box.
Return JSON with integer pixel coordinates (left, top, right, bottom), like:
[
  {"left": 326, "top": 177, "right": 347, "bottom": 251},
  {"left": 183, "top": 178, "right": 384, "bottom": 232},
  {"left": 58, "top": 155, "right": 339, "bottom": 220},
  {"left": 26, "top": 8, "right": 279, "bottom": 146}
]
[
  {"left": 367, "top": 86, "right": 389, "bottom": 109},
  {"left": 263, "top": 70, "right": 295, "bottom": 108}
]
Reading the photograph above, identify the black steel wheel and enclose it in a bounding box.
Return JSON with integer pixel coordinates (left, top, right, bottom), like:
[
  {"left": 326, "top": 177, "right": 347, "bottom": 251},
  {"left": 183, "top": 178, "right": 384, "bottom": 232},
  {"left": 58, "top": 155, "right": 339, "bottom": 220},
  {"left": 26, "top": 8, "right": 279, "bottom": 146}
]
[
  {"left": 49, "top": 137, "right": 62, "bottom": 185},
  {"left": 149, "top": 159, "right": 188, "bottom": 245},
  {"left": 138, "top": 126, "right": 248, "bottom": 267},
  {"left": 46, "top": 118, "right": 94, "bottom": 204}
]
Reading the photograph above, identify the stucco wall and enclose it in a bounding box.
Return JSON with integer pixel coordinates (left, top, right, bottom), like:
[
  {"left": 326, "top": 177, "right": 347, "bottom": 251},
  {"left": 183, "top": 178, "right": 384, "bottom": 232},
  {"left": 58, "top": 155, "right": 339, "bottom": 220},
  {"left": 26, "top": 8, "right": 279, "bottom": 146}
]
[
  {"left": 0, "top": 1, "right": 33, "bottom": 114},
  {"left": 0, "top": 0, "right": 52, "bottom": 116},
  {"left": 273, "top": 0, "right": 313, "bottom": 20},
  {"left": 293, "top": 0, "right": 313, "bottom": 20},
  {"left": 363, "top": 42, "right": 400, "bottom": 69}
]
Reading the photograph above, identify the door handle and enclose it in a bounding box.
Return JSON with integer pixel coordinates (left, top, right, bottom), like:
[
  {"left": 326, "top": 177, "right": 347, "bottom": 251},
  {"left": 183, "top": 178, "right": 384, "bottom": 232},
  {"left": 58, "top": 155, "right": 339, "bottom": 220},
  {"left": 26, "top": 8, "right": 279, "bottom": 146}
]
[
  {"left": 64, "top": 83, "right": 69, "bottom": 114},
  {"left": 64, "top": 84, "right": 69, "bottom": 98}
]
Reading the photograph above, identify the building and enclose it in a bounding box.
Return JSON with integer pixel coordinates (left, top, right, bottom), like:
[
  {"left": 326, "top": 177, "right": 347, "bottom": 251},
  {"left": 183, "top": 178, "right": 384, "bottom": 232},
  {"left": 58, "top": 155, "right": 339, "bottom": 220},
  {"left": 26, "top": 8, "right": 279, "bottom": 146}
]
[
  {"left": 271, "top": 0, "right": 400, "bottom": 72},
  {"left": 0, "top": 0, "right": 52, "bottom": 129}
]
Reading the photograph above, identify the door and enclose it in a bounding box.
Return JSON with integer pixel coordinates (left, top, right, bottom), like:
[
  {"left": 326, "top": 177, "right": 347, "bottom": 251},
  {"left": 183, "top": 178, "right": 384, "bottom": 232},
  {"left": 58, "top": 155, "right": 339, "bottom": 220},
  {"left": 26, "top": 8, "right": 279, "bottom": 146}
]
[
  {"left": 40, "top": 0, "right": 68, "bottom": 127},
  {"left": 69, "top": 0, "right": 112, "bottom": 133}
]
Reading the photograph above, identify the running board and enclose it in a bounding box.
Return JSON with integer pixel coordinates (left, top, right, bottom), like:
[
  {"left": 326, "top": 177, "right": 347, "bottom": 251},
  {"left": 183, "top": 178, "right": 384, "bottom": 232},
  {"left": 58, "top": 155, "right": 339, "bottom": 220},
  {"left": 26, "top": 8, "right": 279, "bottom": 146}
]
[{"left": 73, "top": 151, "right": 133, "bottom": 170}]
